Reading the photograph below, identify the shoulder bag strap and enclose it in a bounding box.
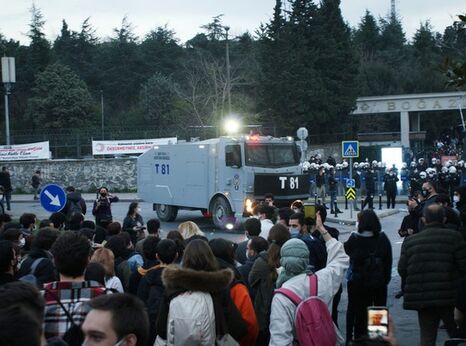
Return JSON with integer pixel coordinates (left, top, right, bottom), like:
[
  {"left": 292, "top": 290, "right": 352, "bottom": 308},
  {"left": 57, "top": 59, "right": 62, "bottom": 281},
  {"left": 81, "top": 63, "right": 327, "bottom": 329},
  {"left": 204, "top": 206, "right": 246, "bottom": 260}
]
[
  {"left": 45, "top": 288, "right": 78, "bottom": 326},
  {"left": 30, "top": 257, "right": 45, "bottom": 275},
  {"left": 309, "top": 274, "right": 318, "bottom": 297},
  {"left": 274, "top": 288, "right": 302, "bottom": 306}
]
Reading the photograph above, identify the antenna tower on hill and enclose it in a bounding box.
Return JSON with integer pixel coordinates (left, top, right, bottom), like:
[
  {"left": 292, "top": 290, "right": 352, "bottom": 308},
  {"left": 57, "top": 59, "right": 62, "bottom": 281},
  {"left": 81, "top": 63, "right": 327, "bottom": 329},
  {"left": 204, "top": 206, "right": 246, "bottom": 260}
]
[{"left": 391, "top": 0, "right": 397, "bottom": 17}]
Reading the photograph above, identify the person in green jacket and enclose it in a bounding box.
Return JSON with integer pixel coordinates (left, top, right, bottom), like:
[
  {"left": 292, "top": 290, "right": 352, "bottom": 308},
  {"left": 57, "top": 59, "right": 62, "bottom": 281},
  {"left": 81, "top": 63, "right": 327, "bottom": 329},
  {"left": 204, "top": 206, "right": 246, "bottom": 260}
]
[{"left": 398, "top": 203, "right": 466, "bottom": 346}]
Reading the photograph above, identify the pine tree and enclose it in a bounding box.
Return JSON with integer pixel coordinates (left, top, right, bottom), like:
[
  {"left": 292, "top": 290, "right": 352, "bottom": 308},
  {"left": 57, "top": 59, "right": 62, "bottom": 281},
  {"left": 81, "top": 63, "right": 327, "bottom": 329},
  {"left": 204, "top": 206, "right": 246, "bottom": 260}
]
[{"left": 353, "top": 10, "right": 380, "bottom": 57}]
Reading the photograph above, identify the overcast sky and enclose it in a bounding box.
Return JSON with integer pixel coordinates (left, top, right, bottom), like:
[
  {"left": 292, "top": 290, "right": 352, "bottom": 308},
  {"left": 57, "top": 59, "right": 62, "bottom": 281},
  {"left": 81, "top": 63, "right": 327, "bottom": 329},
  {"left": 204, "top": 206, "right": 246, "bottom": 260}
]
[{"left": 0, "top": 0, "right": 464, "bottom": 44}]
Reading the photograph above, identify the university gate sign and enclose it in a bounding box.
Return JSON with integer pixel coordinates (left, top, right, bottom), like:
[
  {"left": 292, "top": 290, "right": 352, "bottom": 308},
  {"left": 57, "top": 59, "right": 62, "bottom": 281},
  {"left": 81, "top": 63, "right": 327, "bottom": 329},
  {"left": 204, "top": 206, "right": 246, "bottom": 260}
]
[{"left": 352, "top": 92, "right": 466, "bottom": 148}]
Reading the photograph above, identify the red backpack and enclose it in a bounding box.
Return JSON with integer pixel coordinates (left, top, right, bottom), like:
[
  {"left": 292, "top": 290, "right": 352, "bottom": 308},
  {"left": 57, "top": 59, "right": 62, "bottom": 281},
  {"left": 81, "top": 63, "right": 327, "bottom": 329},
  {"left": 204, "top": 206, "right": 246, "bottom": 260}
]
[{"left": 274, "top": 274, "right": 336, "bottom": 346}]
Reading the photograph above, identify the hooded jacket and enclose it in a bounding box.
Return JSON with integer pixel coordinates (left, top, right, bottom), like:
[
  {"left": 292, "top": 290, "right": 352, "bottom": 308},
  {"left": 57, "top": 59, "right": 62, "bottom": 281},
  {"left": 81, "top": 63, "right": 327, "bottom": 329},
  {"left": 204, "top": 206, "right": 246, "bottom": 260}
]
[
  {"left": 155, "top": 265, "right": 248, "bottom": 346},
  {"left": 216, "top": 257, "right": 259, "bottom": 346},
  {"left": 269, "top": 238, "right": 349, "bottom": 346},
  {"left": 137, "top": 265, "right": 166, "bottom": 345},
  {"left": 17, "top": 248, "right": 56, "bottom": 288},
  {"left": 62, "top": 191, "right": 87, "bottom": 216}
]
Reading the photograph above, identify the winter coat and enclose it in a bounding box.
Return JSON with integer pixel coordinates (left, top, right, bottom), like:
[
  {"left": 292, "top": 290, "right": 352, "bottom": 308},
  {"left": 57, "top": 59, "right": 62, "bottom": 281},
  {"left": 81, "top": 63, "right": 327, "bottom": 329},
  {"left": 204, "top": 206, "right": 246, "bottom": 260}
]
[
  {"left": 398, "top": 223, "right": 466, "bottom": 310},
  {"left": 155, "top": 266, "right": 248, "bottom": 346},
  {"left": 344, "top": 231, "right": 392, "bottom": 286},
  {"left": 269, "top": 238, "right": 349, "bottom": 346},
  {"left": 92, "top": 195, "right": 119, "bottom": 223},
  {"left": 238, "top": 256, "right": 257, "bottom": 297},
  {"left": 122, "top": 214, "right": 144, "bottom": 245},
  {"left": 364, "top": 172, "right": 375, "bottom": 194},
  {"left": 353, "top": 172, "right": 361, "bottom": 189},
  {"left": 328, "top": 175, "right": 338, "bottom": 192},
  {"left": 0, "top": 171, "right": 12, "bottom": 191},
  {"left": 235, "top": 239, "right": 248, "bottom": 265},
  {"left": 383, "top": 174, "right": 399, "bottom": 194},
  {"left": 316, "top": 173, "right": 326, "bottom": 188},
  {"left": 128, "top": 259, "right": 158, "bottom": 295},
  {"left": 413, "top": 193, "right": 439, "bottom": 231},
  {"left": 17, "top": 249, "right": 56, "bottom": 288},
  {"left": 248, "top": 251, "right": 274, "bottom": 332},
  {"left": 137, "top": 265, "right": 166, "bottom": 344},
  {"left": 62, "top": 192, "right": 87, "bottom": 217},
  {"left": 398, "top": 212, "right": 418, "bottom": 237},
  {"left": 216, "top": 257, "right": 259, "bottom": 346},
  {"left": 291, "top": 232, "right": 327, "bottom": 272}
]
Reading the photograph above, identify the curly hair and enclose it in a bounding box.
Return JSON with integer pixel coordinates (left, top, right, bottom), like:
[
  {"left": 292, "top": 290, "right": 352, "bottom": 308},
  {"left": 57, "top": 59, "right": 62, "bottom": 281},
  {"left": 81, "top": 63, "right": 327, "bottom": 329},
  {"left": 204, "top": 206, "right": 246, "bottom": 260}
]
[{"left": 51, "top": 232, "right": 91, "bottom": 278}]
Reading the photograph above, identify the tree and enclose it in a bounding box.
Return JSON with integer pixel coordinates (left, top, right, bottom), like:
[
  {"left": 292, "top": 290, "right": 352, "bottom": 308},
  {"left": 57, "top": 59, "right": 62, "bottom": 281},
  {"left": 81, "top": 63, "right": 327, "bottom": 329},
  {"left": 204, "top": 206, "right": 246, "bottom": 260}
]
[
  {"left": 139, "top": 73, "right": 180, "bottom": 125},
  {"left": 353, "top": 10, "right": 380, "bottom": 57},
  {"left": 24, "top": 4, "right": 52, "bottom": 84},
  {"left": 26, "top": 64, "right": 96, "bottom": 129},
  {"left": 313, "top": 0, "right": 358, "bottom": 129},
  {"left": 95, "top": 17, "right": 145, "bottom": 122},
  {"left": 441, "top": 14, "right": 466, "bottom": 88},
  {"left": 379, "top": 14, "right": 406, "bottom": 51},
  {"left": 140, "top": 26, "right": 184, "bottom": 78}
]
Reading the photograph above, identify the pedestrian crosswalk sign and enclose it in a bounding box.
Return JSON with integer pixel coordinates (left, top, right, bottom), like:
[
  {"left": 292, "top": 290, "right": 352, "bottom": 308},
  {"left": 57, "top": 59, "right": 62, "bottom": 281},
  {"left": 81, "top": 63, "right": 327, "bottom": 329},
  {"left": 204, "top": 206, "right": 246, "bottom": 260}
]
[{"left": 342, "top": 141, "right": 359, "bottom": 158}]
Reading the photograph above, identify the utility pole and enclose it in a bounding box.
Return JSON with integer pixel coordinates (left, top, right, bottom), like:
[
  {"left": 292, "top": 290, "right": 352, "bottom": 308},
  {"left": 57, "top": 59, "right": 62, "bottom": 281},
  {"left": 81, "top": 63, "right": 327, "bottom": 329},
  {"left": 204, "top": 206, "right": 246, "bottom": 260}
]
[
  {"left": 225, "top": 26, "right": 232, "bottom": 116},
  {"left": 1, "top": 57, "right": 15, "bottom": 146}
]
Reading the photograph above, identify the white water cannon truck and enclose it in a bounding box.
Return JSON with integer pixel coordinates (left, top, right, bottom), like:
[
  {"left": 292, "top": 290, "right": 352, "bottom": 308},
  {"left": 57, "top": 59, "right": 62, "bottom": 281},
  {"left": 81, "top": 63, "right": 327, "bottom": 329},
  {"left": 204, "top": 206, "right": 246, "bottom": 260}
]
[{"left": 137, "top": 134, "right": 310, "bottom": 228}]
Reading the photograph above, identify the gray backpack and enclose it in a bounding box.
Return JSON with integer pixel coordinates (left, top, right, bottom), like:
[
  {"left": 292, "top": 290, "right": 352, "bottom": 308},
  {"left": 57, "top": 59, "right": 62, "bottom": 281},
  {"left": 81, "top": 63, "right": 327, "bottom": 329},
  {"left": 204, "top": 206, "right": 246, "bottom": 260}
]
[{"left": 19, "top": 258, "right": 44, "bottom": 287}]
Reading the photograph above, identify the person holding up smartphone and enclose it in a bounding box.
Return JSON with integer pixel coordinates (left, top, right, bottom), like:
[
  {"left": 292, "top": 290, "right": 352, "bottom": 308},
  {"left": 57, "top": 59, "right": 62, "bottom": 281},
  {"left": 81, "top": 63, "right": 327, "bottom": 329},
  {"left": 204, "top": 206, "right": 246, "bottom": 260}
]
[
  {"left": 123, "top": 201, "right": 145, "bottom": 245},
  {"left": 92, "top": 187, "right": 119, "bottom": 228}
]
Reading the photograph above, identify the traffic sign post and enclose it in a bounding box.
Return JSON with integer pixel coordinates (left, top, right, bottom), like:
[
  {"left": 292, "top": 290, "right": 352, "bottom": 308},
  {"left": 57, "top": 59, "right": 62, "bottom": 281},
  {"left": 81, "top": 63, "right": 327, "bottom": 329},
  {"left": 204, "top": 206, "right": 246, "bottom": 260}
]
[
  {"left": 346, "top": 186, "right": 357, "bottom": 219},
  {"left": 342, "top": 141, "right": 359, "bottom": 159},
  {"left": 297, "top": 127, "right": 308, "bottom": 163},
  {"left": 39, "top": 184, "right": 67, "bottom": 213},
  {"left": 342, "top": 140, "right": 359, "bottom": 219}
]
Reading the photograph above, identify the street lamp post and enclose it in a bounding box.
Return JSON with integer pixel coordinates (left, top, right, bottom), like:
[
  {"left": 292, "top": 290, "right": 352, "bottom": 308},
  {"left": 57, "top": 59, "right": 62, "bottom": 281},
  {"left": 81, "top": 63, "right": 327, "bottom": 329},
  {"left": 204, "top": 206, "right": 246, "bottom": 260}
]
[
  {"left": 100, "top": 90, "right": 104, "bottom": 140},
  {"left": 225, "top": 26, "right": 232, "bottom": 116},
  {"left": 1, "top": 57, "right": 15, "bottom": 146}
]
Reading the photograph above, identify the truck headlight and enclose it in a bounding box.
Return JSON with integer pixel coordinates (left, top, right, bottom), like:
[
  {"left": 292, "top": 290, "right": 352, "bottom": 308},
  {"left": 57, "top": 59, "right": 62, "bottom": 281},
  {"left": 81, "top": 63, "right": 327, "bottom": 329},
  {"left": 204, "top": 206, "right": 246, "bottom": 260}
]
[{"left": 244, "top": 198, "right": 253, "bottom": 214}]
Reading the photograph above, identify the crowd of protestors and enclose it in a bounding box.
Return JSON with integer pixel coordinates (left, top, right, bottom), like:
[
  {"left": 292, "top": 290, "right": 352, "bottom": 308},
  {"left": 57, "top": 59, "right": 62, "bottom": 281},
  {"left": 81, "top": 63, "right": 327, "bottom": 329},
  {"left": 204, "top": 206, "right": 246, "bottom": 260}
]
[{"left": 0, "top": 184, "right": 465, "bottom": 346}]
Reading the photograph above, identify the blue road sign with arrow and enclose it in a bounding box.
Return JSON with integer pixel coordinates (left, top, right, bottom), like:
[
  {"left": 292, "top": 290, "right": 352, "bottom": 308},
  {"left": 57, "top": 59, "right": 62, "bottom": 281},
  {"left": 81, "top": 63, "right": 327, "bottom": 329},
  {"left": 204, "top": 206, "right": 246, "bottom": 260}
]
[
  {"left": 40, "top": 184, "right": 67, "bottom": 213},
  {"left": 346, "top": 178, "right": 356, "bottom": 188}
]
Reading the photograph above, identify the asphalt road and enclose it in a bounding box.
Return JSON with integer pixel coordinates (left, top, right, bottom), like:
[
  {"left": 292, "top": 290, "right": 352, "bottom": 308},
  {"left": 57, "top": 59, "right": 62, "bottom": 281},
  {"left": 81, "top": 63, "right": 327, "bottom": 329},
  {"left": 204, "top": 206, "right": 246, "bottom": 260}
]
[{"left": 8, "top": 200, "right": 450, "bottom": 345}]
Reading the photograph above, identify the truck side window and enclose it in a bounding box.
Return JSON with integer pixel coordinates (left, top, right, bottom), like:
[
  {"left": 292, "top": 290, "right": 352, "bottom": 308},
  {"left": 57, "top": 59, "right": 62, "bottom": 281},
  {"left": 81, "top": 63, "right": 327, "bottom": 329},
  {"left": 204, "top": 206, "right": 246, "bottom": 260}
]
[{"left": 225, "top": 145, "right": 242, "bottom": 168}]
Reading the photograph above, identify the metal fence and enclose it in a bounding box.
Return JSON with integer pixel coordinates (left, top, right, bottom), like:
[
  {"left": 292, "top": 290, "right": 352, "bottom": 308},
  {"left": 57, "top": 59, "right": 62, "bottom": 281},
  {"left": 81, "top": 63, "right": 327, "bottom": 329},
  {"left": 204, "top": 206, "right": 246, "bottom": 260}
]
[{"left": 2, "top": 126, "right": 351, "bottom": 159}]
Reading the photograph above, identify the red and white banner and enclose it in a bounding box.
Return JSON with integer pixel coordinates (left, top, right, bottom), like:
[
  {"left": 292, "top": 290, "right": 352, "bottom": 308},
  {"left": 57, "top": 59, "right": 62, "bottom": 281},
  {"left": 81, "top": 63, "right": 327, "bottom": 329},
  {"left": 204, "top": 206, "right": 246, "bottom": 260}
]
[
  {"left": 0, "top": 141, "right": 50, "bottom": 161},
  {"left": 92, "top": 138, "right": 177, "bottom": 155}
]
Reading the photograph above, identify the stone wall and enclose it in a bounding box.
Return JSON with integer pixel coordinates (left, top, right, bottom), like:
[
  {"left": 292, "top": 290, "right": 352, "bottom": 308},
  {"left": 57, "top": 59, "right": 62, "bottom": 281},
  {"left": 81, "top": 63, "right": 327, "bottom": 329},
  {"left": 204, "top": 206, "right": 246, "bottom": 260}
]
[{"left": 3, "top": 158, "right": 137, "bottom": 193}]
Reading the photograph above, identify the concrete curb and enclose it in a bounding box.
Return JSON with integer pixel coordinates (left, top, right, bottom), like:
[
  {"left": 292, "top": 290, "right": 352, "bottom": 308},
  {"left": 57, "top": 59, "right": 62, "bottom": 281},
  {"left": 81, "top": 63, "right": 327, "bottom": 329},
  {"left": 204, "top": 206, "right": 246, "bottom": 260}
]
[{"left": 326, "top": 208, "right": 400, "bottom": 226}]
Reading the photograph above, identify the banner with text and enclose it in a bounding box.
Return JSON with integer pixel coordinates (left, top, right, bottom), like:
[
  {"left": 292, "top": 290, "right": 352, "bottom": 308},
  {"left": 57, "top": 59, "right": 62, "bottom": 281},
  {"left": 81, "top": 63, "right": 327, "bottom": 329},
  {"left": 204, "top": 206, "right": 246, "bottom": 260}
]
[
  {"left": 0, "top": 141, "right": 50, "bottom": 161},
  {"left": 92, "top": 138, "right": 177, "bottom": 155}
]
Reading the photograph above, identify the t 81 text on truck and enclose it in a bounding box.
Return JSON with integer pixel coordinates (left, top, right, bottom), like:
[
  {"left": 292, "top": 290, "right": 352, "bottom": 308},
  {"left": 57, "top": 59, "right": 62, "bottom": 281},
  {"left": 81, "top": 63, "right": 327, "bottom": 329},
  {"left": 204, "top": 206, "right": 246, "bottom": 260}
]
[{"left": 137, "top": 134, "right": 309, "bottom": 229}]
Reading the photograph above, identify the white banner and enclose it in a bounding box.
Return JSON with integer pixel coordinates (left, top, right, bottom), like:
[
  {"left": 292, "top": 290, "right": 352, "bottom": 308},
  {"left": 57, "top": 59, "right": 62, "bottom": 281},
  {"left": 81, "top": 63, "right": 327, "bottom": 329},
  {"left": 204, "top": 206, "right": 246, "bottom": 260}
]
[
  {"left": 92, "top": 138, "right": 177, "bottom": 155},
  {"left": 0, "top": 141, "right": 50, "bottom": 161}
]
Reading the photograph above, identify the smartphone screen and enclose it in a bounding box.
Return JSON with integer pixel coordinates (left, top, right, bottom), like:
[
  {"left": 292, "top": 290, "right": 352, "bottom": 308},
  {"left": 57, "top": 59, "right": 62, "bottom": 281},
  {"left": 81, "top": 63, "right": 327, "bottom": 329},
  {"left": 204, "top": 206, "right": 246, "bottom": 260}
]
[
  {"left": 304, "top": 204, "right": 316, "bottom": 219},
  {"left": 367, "top": 306, "right": 388, "bottom": 338}
]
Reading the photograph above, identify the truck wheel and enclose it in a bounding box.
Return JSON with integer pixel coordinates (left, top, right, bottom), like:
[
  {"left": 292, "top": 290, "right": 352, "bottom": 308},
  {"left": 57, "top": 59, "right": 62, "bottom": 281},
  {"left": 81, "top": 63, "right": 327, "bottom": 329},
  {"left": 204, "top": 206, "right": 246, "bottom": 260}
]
[
  {"left": 155, "top": 204, "right": 178, "bottom": 222},
  {"left": 210, "top": 197, "right": 233, "bottom": 229}
]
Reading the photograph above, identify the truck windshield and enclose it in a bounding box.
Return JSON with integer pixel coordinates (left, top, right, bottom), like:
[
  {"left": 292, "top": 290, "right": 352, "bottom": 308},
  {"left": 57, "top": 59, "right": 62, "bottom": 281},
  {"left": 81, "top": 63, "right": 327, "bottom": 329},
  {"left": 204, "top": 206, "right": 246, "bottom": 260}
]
[{"left": 245, "top": 143, "right": 299, "bottom": 167}]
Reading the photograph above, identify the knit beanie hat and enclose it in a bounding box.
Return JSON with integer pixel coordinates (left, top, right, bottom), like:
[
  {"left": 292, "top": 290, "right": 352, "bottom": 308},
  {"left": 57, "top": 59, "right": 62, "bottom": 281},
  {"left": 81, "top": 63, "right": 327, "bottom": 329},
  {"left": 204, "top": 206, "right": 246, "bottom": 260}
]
[{"left": 276, "top": 238, "right": 310, "bottom": 288}]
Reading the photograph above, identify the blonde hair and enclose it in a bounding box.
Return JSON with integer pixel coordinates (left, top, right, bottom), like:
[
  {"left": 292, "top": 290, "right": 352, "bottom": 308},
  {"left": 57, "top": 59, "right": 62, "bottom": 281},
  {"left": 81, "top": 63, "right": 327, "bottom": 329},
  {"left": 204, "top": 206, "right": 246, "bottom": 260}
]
[
  {"left": 177, "top": 221, "right": 205, "bottom": 239},
  {"left": 90, "top": 248, "right": 115, "bottom": 277}
]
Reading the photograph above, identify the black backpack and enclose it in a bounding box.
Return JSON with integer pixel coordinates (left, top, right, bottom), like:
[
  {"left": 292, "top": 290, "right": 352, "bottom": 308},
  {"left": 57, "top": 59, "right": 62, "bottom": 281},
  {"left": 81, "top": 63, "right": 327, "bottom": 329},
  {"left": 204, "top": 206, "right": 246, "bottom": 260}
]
[
  {"left": 357, "top": 235, "right": 386, "bottom": 289},
  {"left": 68, "top": 200, "right": 83, "bottom": 217}
]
